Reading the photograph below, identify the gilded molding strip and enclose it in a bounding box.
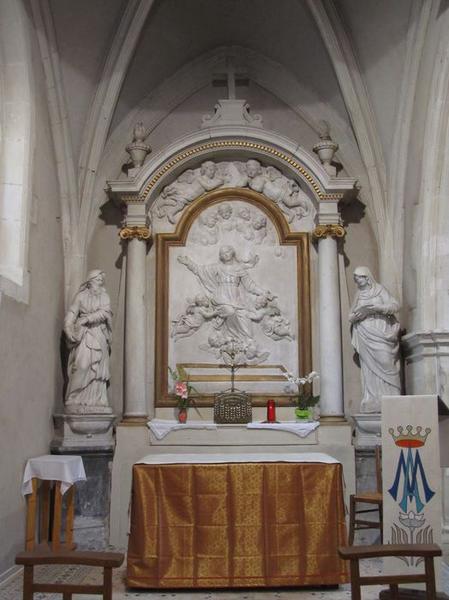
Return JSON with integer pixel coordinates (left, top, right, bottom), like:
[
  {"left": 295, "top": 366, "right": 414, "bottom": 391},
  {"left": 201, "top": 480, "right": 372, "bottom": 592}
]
[
  {"left": 139, "top": 140, "right": 338, "bottom": 201},
  {"left": 119, "top": 226, "right": 152, "bottom": 241},
  {"left": 312, "top": 224, "right": 346, "bottom": 239},
  {"left": 121, "top": 194, "right": 143, "bottom": 204}
]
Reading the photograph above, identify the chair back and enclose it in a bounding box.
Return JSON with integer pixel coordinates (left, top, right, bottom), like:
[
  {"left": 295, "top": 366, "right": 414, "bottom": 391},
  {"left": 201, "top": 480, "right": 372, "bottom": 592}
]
[{"left": 375, "top": 445, "right": 382, "bottom": 494}]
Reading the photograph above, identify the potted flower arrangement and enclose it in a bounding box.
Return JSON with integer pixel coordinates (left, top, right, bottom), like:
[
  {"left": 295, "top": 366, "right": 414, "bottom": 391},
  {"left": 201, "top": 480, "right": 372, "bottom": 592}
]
[
  {"left": 168, "top": 366, "right": 198, "bottom": 423},
  {"left": 283, "top": 370, "right": 320, "bottom": 421}
]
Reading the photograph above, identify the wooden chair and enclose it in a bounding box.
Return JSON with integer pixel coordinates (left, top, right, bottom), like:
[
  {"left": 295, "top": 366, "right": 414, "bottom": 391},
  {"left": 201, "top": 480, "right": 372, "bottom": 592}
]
[
  {"left": 16, "top": 475, "right": 124, "bottom": 600},
  {"left": 16, "top": 548, "right": 124, "bottom": 600},
  {"left": 338, "top": 543, "right": 441, "bottom": 600},
  {"left": 348, "top": 444, "right": 383, "bottom": 544}
]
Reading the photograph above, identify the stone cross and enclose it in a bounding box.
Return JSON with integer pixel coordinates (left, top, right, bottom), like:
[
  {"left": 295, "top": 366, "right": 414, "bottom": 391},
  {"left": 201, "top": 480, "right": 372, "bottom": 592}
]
[{"left": 212, "top": 58, "right": 248, "bottom": 100}]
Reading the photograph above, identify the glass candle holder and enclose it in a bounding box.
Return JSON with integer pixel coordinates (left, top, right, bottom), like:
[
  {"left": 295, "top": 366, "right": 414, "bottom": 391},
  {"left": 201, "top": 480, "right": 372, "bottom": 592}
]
[{"left": 267, "top": 399, "right": 276, "bottom": 422}]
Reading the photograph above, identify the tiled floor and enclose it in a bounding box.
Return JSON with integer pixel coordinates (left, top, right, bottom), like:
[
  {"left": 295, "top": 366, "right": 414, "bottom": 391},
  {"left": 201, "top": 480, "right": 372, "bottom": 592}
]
[{"left": 0, "top": 558, "right": 386, "bottom": 600}]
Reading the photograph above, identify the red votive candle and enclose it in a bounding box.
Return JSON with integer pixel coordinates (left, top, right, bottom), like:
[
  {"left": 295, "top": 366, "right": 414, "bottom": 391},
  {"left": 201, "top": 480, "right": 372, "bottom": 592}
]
[{"left": 267, "top": 399, "right": 276, "bottom": 422}]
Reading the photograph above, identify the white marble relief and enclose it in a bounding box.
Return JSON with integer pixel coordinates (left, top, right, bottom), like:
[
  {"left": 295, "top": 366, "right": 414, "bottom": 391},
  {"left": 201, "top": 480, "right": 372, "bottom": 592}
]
[
  {"left": 173, "top": 245, "right": 293, "bottom": 365},
  {"left": 189, "top": 202, "right": 270, "bottom": 246},
  {"left": 155, "top": 161, "right": 224, "bottom": 224},
  {"left": 153, "top": 159, "right": 315, "bottom": 227}
]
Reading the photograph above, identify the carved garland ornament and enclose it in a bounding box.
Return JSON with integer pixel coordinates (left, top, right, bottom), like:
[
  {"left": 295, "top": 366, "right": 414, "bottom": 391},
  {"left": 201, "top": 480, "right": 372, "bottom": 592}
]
[
  {"left": 312, "top": 224, "right": 345, "bottom": 239},
  {"left": 119, "top": 226, "right": 152, "bottom": 241}
]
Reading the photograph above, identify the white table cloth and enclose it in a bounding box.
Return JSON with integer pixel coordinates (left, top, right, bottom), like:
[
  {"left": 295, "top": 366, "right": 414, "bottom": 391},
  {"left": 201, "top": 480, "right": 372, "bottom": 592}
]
[
  {"left": 147, "top": 418, "right": 319, "bottom": 440},
  {"left": 22, "top": 454, "right": 86, "bottom": 495},
  {"left": 147, "top": 418, "right": 217, "bottom": 440},
  {"left": 247, "top": 420, "right": 319, "bottom": 437},
  {"left": 136, "top": 452, "right": 339, "bottom": 465}
]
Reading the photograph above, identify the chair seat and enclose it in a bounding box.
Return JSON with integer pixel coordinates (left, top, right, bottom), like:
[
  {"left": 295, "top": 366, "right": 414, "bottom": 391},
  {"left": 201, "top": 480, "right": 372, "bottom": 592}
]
[{"left": 352, "top": 491, "right": 383, "bottom": 503}]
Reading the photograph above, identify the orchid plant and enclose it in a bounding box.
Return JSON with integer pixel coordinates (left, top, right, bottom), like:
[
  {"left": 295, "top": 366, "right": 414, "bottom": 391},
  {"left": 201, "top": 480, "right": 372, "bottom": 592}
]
[
  {"left": 168, "top": 366, "right": 198, "bottom": 409},
  {"left": 283, "top": 370, "right": 320, "bottom": 409}
]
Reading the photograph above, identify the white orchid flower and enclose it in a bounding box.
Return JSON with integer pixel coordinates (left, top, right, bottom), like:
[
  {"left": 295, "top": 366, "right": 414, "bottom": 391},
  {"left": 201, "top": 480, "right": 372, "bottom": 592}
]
[{"left": 283, "top": 370, "right": 319, "bottom": 388}]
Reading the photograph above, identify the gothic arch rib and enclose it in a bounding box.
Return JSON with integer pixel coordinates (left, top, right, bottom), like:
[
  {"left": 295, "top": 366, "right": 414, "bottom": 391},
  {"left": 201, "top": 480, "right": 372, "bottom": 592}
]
[
  {"left": 305, "top": 0, "right": 396, "bottom": 289},
  {"left": 77, "top": 0, "right": 156, "bottom": 247}
]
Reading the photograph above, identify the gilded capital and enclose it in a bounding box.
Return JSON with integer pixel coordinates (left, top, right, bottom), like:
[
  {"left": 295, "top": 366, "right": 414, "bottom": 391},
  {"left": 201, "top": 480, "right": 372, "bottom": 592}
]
[
  {"left": 312, "top": 224, "right": 345, "bottom": 239},
  {"left": 119, "top": 226, "right": 152, "bottom": 241}
]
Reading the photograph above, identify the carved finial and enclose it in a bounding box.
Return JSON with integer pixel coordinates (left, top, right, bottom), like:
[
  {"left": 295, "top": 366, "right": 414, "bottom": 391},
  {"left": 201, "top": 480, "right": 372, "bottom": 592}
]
[
  {"left": 132, "top": 122, "right": 147, "bottom": 143},
  {"left": 125, "top": 122, "right": 151, "bottom": 169},
  {"left": 313, "top": 120, "right": 338, "bottom": 176},
  {"left": 318, "top": 119, "right": 331, "bottom": 140}
]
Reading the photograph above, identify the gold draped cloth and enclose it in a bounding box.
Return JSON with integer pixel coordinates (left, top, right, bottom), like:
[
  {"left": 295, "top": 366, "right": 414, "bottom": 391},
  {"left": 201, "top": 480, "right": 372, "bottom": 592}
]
[{"left": 127, "top": 462, "right": 349, "bottom": 588}]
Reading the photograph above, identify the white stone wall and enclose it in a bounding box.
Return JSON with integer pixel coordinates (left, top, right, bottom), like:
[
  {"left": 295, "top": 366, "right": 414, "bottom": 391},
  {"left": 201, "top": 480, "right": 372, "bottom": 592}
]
[{"left": 0, "top": 21, "right": 64, "bottom": 576}]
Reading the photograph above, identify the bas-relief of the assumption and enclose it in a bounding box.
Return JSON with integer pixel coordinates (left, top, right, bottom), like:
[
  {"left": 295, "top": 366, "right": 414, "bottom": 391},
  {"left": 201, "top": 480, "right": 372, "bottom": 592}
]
[
  {"left": 153, "top": 159, "right": 316, "bottom": 229},
  {"left": 168, "top": 200, "right": 299, "bottom": 381}
]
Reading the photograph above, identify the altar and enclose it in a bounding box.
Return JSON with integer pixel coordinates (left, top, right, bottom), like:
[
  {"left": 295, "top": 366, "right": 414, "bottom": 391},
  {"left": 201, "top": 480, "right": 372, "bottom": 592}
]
[{"left": 126, "top": 453, "right": 349, "bottom": 588}]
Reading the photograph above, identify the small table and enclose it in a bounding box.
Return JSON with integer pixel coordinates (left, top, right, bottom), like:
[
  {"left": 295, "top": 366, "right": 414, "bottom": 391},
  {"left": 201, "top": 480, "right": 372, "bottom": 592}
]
[
  {"left": 22, "top": 454, "right": 86, "bottom": 550},
  {"left": 127, "top": 453, "right": 349, "bottom": 588}
]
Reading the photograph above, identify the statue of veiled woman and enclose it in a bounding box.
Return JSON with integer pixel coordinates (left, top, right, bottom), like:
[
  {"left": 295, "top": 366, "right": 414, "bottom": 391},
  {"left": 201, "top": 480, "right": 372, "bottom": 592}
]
[
  {"left": 64, "top": 270, "right": 112, "bottom": 413},
  {"left": 349, "top": 266, "right": 401, "bottom": 413}
]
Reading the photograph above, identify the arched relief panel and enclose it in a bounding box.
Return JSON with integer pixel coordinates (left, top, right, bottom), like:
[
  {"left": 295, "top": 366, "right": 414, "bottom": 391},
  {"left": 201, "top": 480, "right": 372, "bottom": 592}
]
[
  {"left": 155, "top": 188, "right": 311, "bottom": 407},
  {"left": 144, "top": 140, "right": 326, "bottom": 206},
  {"left": 150, "top": 155, "right": 317, "bottom": 234}
]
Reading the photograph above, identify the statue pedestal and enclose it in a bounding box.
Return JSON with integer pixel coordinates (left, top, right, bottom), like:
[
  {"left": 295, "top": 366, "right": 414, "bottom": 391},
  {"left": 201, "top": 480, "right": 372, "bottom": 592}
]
[
  {"left": 51, "top": 413, "right": 116, "bottom": 452},
  {"left": 352, "top": 413, "right": 381, "bottom": 448},
  {"left": 51, "top": 413, "right": 117, "bottom": 550}
]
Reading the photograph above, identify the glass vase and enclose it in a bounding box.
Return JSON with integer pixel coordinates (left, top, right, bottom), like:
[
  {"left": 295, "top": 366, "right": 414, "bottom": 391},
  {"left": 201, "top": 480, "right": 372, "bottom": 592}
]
[{"left": 177, "top": 407, "right": 188, "bottom": 423}]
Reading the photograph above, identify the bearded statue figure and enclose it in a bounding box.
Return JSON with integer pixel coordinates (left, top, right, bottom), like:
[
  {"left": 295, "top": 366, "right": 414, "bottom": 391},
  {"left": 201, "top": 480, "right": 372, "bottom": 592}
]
[{"left": 349, "top": 266, "right": 401, "bottom": 413}]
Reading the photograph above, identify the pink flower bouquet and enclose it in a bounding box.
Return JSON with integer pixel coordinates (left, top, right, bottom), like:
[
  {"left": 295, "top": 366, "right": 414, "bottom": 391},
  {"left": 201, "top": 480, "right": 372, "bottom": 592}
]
[{"left": 169, "top": 366, "right": 198, "bottom": 408}]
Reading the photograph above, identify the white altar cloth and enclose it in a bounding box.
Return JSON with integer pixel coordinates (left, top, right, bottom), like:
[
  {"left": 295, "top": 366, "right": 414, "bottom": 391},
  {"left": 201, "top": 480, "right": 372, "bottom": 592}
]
[
  {"left": 247, "top": 420, "right": 319, "bottom": 437},
  {"left": 147, "top": 418, "right": 319, "bottom": 440},
  {"left": 147, "top": 418, "right": 218, "bottom": 440},
  {"left": 22, "top": 454, "right": 86, "bottom": 496},
  {"left": 136, "top": 452, "right": 339, "bottom": 465}
]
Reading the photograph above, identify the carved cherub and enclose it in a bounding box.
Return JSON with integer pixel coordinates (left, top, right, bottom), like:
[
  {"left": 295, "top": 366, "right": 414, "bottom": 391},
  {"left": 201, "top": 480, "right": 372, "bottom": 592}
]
[{"left": 171, "top": 294, "right": 217, "bottom": 340}]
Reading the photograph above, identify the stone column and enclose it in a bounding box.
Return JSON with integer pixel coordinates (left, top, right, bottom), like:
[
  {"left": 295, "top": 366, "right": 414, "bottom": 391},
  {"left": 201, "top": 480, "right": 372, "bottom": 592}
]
[
  {"left": 119, "top": 204, "right": 151, "bottom": 422},
  {"left": 313, "top": 223, "right": 345, "bottom": 419}
]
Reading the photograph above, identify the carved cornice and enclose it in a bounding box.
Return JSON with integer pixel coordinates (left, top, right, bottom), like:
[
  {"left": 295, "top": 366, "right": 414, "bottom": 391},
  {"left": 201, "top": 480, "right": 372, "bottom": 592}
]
[
  {"left": 312, "top": 224, "right": 345, "bottom": 239},
  {"left": 119, "top": 226, "right": 152, "bottom": 241}
]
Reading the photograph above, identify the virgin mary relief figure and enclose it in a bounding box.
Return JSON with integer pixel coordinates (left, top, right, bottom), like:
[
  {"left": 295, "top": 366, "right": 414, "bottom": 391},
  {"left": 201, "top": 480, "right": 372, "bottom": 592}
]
[
  {"left": 64, "top": 270, "right": 112, "bottom": 413},
  {"left": 175, "top": 245, "right": 293, "bottom": 364},
  {"left": 349, "top": 266, "right": 401, "bottom": 413}
]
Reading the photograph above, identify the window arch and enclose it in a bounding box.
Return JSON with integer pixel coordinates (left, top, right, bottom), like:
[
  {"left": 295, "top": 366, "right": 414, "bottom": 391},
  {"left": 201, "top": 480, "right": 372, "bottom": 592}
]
[{"left": 0, "top": 0, "right": 34, "bottom": 302}]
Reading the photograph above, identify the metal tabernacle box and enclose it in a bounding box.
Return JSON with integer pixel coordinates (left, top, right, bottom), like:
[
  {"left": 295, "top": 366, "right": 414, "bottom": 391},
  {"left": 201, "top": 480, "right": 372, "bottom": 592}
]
[{"left": 214, "top": 391, "right": 252, "bottom": 424}]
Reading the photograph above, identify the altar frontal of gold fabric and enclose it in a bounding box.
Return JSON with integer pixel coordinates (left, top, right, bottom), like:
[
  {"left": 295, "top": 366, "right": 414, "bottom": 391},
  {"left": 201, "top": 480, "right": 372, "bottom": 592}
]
[{"left": 127, "top": 462, "right": 348, "bottom": 588}]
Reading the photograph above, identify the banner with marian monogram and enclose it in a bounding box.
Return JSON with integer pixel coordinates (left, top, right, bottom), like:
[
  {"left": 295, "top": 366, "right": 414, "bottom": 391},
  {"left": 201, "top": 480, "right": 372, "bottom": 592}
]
[{"left": 381, "top": 395, "right": 441, "bottom": 580}]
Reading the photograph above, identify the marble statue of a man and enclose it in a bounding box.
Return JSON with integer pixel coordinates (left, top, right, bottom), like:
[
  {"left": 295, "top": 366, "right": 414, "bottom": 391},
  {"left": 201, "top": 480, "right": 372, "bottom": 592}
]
[
  {"left": 64, "top": 270, "right": 112, "bottom": 413},
  {"left": 349, "top": 266, "right": 401, "bottom": 413}
]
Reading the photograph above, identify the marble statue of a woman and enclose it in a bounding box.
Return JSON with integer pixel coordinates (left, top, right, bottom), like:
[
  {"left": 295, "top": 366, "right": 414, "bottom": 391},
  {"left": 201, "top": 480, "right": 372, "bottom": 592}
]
[
  {"left": 64, "top": 270, "right": 112, "bottom": 413},
  {"left": 349, "top": 266, "right": 401, "bottom": 413}
]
